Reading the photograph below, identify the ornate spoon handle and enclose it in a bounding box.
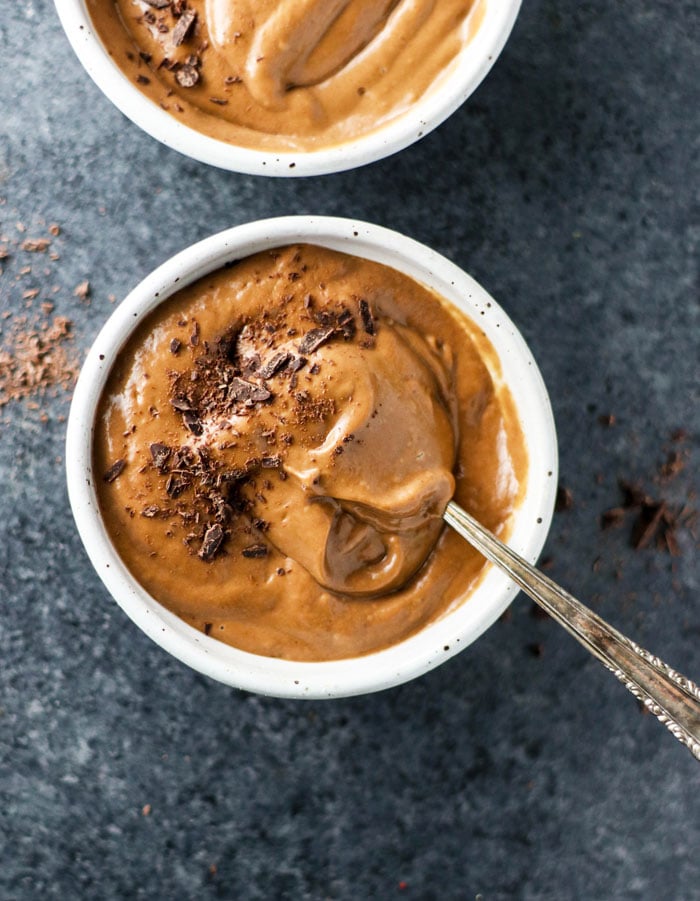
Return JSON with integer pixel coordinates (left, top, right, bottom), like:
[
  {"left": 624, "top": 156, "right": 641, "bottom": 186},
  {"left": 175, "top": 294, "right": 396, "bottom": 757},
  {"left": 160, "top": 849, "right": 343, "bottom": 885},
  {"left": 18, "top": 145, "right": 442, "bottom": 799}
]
[{"left": 444, "top": 501, "right": 700, "bottom": 761}]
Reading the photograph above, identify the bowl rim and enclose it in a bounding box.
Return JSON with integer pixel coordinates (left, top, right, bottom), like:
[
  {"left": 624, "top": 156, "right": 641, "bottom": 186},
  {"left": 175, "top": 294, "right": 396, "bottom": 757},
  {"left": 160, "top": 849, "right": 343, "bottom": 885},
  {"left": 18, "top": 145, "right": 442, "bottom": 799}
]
[
  {"left": 54, "top": 0, "right": 522, "bottom": 176},
  {"left": 66, "top": 215, "right": 558, "bottom": 699}
]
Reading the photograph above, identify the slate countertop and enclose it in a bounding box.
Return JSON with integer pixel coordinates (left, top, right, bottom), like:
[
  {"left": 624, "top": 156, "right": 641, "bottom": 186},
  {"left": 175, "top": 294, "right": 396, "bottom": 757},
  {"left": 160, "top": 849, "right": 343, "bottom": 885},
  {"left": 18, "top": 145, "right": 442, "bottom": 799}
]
[{"left": 1, "top": 2, "right": 698, "bottom": 898}]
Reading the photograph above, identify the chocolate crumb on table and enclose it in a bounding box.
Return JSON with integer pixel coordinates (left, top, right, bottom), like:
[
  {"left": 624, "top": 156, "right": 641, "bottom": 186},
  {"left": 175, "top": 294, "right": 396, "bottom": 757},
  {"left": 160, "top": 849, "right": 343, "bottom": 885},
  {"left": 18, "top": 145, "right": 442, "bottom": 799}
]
[
  {"left": 555, "top": 485, "right": 574, "bottom": 512},
  {"left": 0, "top": 313, "right": 78, "bottom": 409}
]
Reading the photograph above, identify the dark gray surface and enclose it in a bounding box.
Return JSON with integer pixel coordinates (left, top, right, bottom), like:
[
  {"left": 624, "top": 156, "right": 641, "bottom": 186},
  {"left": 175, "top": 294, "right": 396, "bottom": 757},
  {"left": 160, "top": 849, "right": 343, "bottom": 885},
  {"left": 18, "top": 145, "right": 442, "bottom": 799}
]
[{"left": 1, "top": 1, "right": 699, "bottom": 898}]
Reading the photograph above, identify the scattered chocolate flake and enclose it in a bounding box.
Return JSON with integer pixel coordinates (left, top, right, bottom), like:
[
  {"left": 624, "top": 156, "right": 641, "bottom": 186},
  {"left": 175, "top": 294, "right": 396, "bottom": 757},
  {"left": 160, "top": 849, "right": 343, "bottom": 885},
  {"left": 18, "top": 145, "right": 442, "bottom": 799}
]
[
  {"left": 149, "top": 442, "right": 171, "bottom": 471},
  {"left": 598, "top": 413, "right": 616, "bottom": 427},
  {"left": 171, "top": 8, "right": 197, "bottom": 46},
  {"left": 618, "top": 479, "right": 650, "bottom": 509},
  {"left": 658, "top": 449, "right": 686, "bottom": 482},
  {"left": 199, "top": 523, "right": 224, "bottom": 561},
  {"left": 175, "top": 64, "right": 199, "bottom": 88},
  {"left": 631, "top": 501, "right": 666, "bottom": 550},
  {"left": 103, "top": 459, "right": 126, "bottom": 483},
  {"left": 204, "top": 623, "right": 212, "bottom": 635},
  {"left": 555, "top": 485, "right": 573, "bottom": 512},
  {"left": 663, "top": 526, "right": 681, "bottom": 557},
  {"left": 298, "top": 326, "right": 335, "bottom": 354},
  {"left": 261, "top": 455, "right": 281, "bottom": 469},
  {"left": 242, "top": 544, "right": 268, "bottom": 558},
  {"left": 21, "top": 238, "right": 50, "bottom": 253},
  {"left": 170, "top": 338, "right": 181, "bottom": 354},
  {"left": 141, "top": 505, "right": 161, "bottom": 518},
  {"left": 358, "top": 299, "right": 375, "bottom": 335},
  {"left": 74, "top": 280, "right": 90, "bottom": 300},
  {"left": 142, "top": 0, "right": 170, "bottom": 7},
  {"left": 190, "top": 320, "right": 200, "bottom": 347},
  {"left": 601, "top": 507, "right": 626, "bottom": 530},
  {"left": 136, "top": 74, "right": 151, "bottom": 85},
  {"left": 209, "top": 97, "right": 229, "bottom": 106}
]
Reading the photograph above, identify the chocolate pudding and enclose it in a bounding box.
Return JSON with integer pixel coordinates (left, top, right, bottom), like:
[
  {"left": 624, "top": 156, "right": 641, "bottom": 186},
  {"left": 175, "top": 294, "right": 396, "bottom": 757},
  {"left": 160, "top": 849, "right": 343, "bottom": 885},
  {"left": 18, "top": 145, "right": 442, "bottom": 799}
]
[
  {"left": 86, "top": 0, "right": 486, "bottom": 151},
  {"left": 94, "top": 245, "right": 526, "bottom": 660}
]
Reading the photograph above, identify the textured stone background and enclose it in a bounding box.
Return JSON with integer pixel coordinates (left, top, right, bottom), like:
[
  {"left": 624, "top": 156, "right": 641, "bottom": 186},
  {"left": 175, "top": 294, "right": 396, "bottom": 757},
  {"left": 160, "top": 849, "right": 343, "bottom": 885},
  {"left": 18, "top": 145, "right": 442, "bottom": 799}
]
[{"left": 1, "top": 1, "right": 698, "bottom": 898}]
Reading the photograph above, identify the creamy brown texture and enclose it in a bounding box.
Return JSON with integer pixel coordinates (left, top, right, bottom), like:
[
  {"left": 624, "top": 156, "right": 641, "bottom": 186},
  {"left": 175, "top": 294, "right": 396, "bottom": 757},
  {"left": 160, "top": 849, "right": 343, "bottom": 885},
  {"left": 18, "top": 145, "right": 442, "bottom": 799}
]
[
  {"left": 87, "top": 0, "right": 485, "bottom": 151},
  {"left": 94, "top": 245, "right": 526, "bottom": 660}
]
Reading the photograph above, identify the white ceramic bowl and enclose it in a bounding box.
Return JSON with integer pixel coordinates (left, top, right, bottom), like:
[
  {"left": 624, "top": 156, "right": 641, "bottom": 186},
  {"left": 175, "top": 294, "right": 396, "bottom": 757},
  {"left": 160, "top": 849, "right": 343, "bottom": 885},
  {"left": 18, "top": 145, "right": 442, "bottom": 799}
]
[
  {"left": 66, "top": 216, "right": 557, "bottom": 698},
  {"left": 55, "top": 1, "right": 522, "bottom": 176}
]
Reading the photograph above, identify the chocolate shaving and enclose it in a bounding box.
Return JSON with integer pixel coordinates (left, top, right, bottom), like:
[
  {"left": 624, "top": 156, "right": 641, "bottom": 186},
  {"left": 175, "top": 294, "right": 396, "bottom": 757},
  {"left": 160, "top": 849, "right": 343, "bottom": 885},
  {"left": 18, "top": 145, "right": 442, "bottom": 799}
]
[
  {"left": 359, "top": 299, "right": 375, "bottom": 335},
  {"left": 142, "top": 0, "right": 170, "bottom": 7},
  {"left": 229, "top": 377, "right": 271, "bottom": 405},
  {"left": 150, "top": 442, "right": 171, "bottom": 471},
  {"left": 103, "top": 459, "right": 126, "bottom": 483},
  {"left": 141, "top": 505, "right": 161, "bottom": 518},
  {"left": 171, "top": 395, "right": 193, "bottom": 412},
  {"left": 166, "top": 473, "right": 191, "bottom": 498},
  {"left": 171, "top": 8, "right": 196, "bottom": 46},
  {"left": 182, "top": 409, "right": 203, "bottom": 435},
  {"left": 298, "top": 327, "right": 334, "bottom": 354},
  {"left": 199, "top": 523, "right": 224, "bottom": 561},
  {"left": 170, "top": 338, "right": 181, "bottom": 354},
  {"left": 337, "top": 308, "right": 356, "bottom": 340},
  {"left": 175, "top": 64, "right": 199, "bottom": 88},
  {"left": 220, "top": 468, "right": 248, "bottom": 482},
  {"left": 242, "top": 544, "right": 268, "bottom": 558},
  {"left": 258, "top": 351, "right": 292, "bottom": 379},
  {"left": 261, "top": 455, "right": 281, "bottom": 469}
]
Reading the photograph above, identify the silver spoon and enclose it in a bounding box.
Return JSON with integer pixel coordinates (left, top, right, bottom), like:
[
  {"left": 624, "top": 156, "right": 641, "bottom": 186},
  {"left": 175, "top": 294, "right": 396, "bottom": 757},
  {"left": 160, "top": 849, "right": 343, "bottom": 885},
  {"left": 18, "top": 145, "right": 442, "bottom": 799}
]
[{"left": 444, "top": 501, "right": 700, "bottom": 761}]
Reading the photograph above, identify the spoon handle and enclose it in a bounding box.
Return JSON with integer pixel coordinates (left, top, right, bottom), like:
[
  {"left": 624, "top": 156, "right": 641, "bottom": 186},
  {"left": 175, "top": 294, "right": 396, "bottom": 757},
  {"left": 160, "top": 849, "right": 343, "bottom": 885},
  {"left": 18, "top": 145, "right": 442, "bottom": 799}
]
[{"left": 444, "top": 501, "right": 700, "bottom": 762}]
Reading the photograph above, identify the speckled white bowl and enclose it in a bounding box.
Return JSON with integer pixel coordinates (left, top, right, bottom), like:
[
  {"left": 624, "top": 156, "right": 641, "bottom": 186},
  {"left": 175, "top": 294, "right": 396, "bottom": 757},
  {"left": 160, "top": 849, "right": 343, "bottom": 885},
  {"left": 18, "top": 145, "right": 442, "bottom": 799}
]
[
  {"left": 66, "top": 216, "right": 557, "bottom": 698},
  {"left": 55, "top": 1, "right": 521, "bottom": 176}
]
